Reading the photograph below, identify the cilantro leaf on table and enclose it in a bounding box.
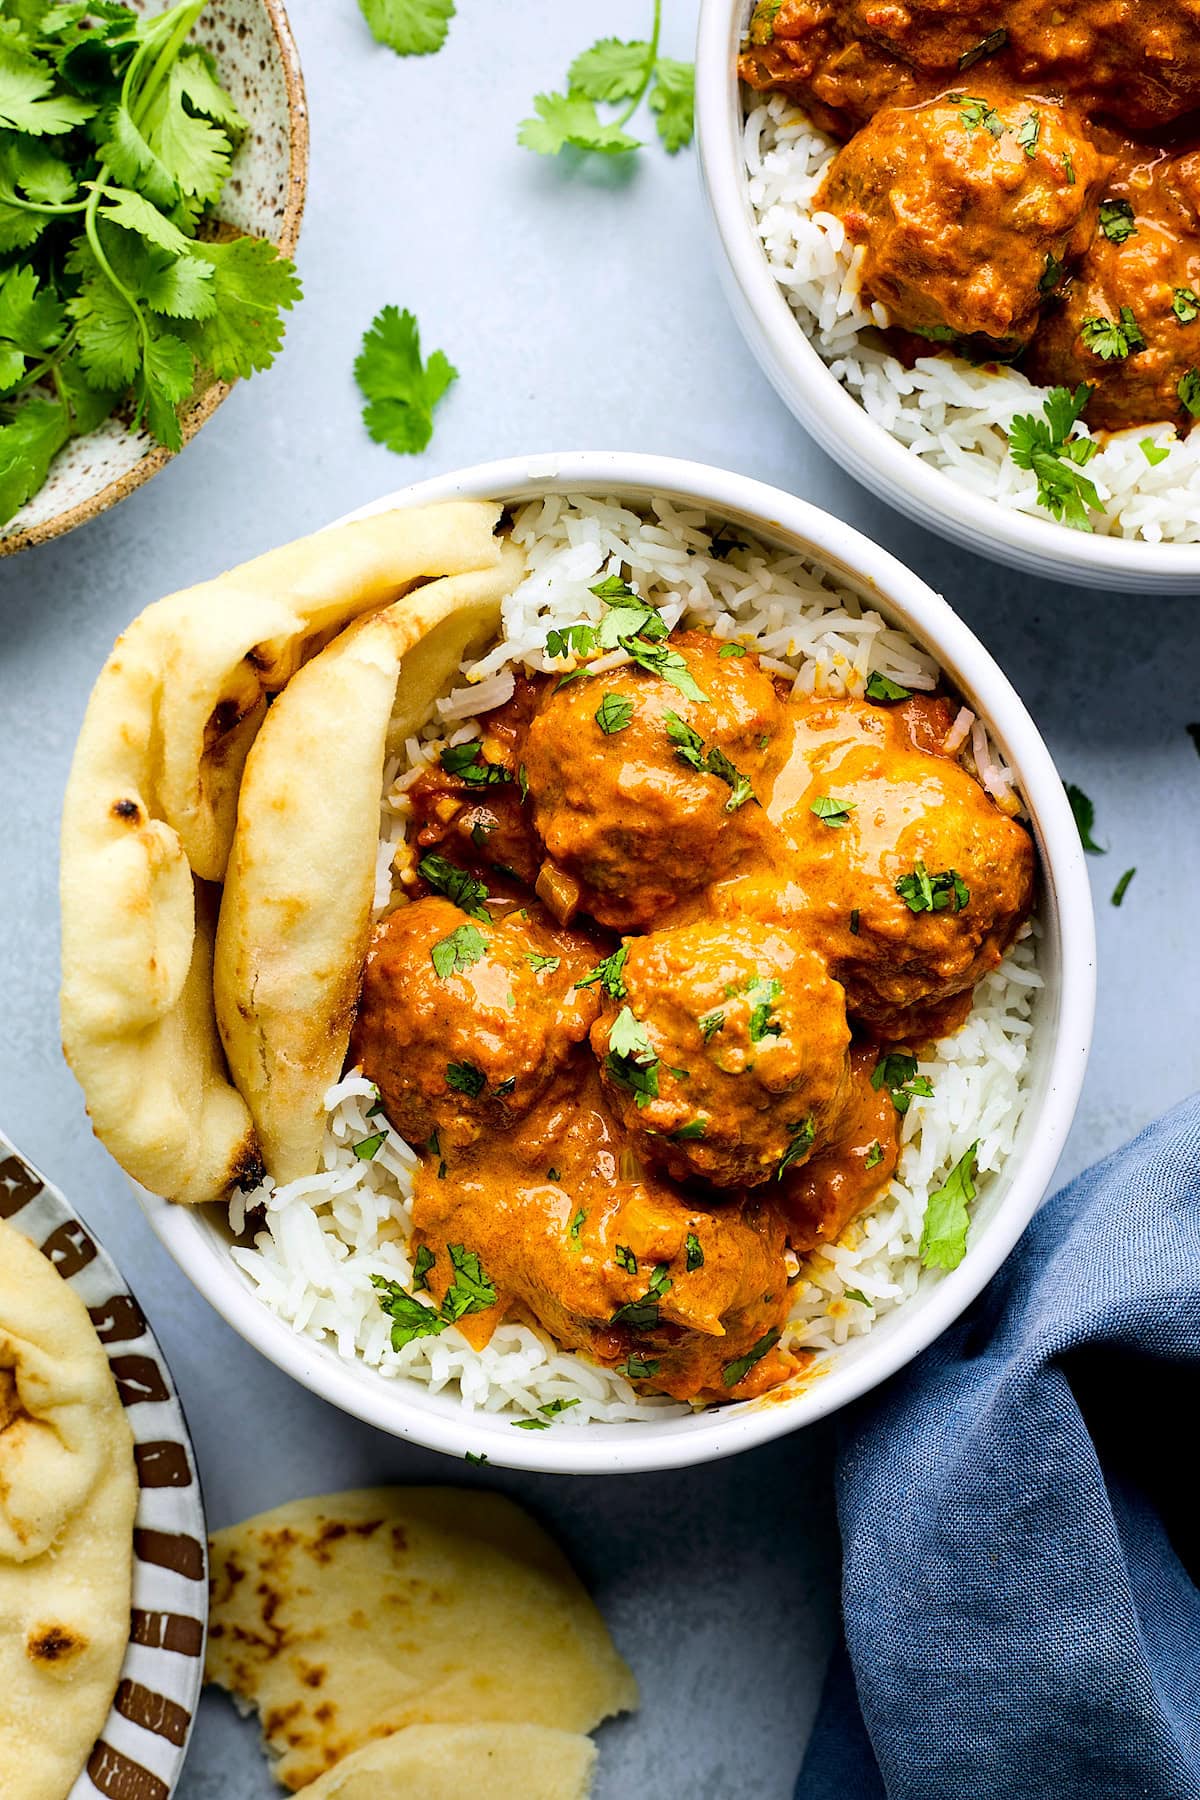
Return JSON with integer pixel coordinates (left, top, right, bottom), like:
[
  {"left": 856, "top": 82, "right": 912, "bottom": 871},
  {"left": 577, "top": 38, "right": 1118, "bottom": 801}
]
[
  {"left": 1065, "top": 783, "right": 1105, "bottom": 854},
  {"left": 355, "top": 304, "right": 458, "bottom": 455},
  {"left": 359, "top": 0, "right": 455, "bottom": 57},
  {"left": 568, "top": 37, "right": 651, "bottom": 102},
  {"left": 1007, "top": 384, "right": 1102, "bottom": 533},
  {"left": 518, "top": 91, "right": 641, "bottom": 157},
  {"left": 648, "top": 56, "right": 694, "bottom": 152},
  {"left": 519, "top": 2, "right": 693, "bottom": 163}
]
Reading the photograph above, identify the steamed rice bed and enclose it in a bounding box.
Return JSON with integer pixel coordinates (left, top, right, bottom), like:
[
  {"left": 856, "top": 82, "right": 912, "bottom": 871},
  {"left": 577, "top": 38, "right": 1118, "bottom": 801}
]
[
  {"left": 229, "top": 496, "right": 1041, "bottom": 1427},
  {"left": 744, "top": 92, "right": 1200, "bottom": 545}
]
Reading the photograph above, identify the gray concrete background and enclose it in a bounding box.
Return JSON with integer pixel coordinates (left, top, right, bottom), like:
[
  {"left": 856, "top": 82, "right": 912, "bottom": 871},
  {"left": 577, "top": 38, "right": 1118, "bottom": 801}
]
[{"left": 1, "top": 3, "right": 1198, "bottom": 1795}]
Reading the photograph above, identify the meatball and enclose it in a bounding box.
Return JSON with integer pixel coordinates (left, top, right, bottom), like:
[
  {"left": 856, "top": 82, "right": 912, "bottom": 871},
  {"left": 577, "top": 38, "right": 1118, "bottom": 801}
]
[
  {"left": 410, "top": 1062, "right": 798, "bottom": 1402},
  {"left": 590, "top": 918, "right": 852, "bottom": 1188},
  {"left": 779, "top": 1043, "right": 900, "bottom": 1254},
  {"left": 1024, "top": 154, "right": 1200, "bottom": 433},
  {"left": 819, "top": 90, "right": 1109, "bottom": 349},
  {"left": 739, "top": 0, "right": 1200, "bottom": 135},
  {"left": 350, "top": 897, "right": 599, "bottom": 1148},
  {"left": 768, "top": 698, "right": 1035, "bottom": 1038},
  {"left": 522, "top": 630, "right": 786, "bottom": 931}
]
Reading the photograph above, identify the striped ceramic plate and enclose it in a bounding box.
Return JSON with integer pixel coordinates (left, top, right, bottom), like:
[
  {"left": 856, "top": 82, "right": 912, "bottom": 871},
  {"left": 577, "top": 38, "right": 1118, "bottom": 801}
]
[{"left": 1, "top": 1127, "right": 207, "bottom": 1800}]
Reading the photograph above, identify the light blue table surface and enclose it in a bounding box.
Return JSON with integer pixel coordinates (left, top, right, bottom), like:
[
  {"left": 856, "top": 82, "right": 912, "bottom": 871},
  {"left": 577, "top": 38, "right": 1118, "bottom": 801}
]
[{"left": 2, "top": 4, "right": 1198, "bottom": 1796}]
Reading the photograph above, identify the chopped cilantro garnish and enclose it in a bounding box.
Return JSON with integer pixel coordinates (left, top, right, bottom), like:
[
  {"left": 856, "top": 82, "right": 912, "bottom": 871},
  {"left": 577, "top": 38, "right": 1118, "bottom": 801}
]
[
  {"left": 1039, "top": 252, "right": 1064, "bottom": 296},
  {"left": 718, "top": 641, "right": 747, "bottom": 657},
  {"left": 864, "top": 1140, "right": 885, "bottom": 1171},
  {"left": 778, "top": 1117, "right": 815, "bottom": 1177},
  {"left": 1098, "top": 198, "right": 1137, "bottom": 245},
  {"left": 431, "top": 922, "right": 487, "bottom": 980},
  {"left": 440, "top": 740, "right": 512, "bottom": 785},
  {"left": 1179, "top": 368, "right": 1200, "bottom": 418},
  {"left": 628, "top": 636, "right": 708, "bottom": 702},
  {"left": 664, "top": 711, "right": 755, "bottom": 810},
  {"left": 722, "top": 1327, "right": 781, "bottom": 1388},
  {"left": 575, "top": 944, "right": 629, "bottom": 999},
  {"left": 1016, "top": 112, "right": 1040, "bottom": 157},
  {"left": 810, "top": 794, "right": 857, "bottom": 828},
  {"left": 356, "top": 305, "right": 457, "bottom": 454},
  {"left": 672, "top": 1118, "right": 707, "bottom": 1140},
  {"left": 366, "top": 1091, "right": 386, "bottom": 1118},
  {"left": 372, "top": 1275, "right": 448, "bottom": 1348},
  {"left": 747, "top": 975, "right": 783, "bottom": 1043},
  {"left": 512, "top": 1417, "right": 550, "bottom": 1429},
  {"left": 1111, "top": 867, "right": 1136, "bottom": 907},
  {"left": 495, "top": 1075, "right": 516, "bottom": 1097},
  {"left": 871, "top": 1053, "right": 934, "bottom": 1116},
  {"left": 525, "top": 951, "right": 561, "bottom": 974},
  {"left": 1080, "top": 307, "right": 1144, "bottom": 361},
  {"left": 849, "top": 909, "right": 861, "bottom": 936},
  {"left": 441, "top": 1243, "right": 497, "bottom": 1321},
  {"left": 1063, "top": 151, "right": 1076, "bottom": 185},
  {"left": 1065, "top": 783, "right": 1105, "bottom": 854},
  {"left": 518, "top": 764, "right": 530, "bottom": 802},
  {"left": 895, "top": 862, "right": 969, "bottom": 914},
  {"left": 446, "top": 1061, "right": 486, "bottom": 1098},
  {"left": 698, "top": 1009, "right": 725, "bottom": 1044},
  {"left": 568, "top": 1206, "right": 587, "bottom": 1250},
  {"left": 685, "top": 1231, "right": 705, "bottom": 1271},
  {"left": 465, "top": 1450, "right": 488, "bottom": 1465},
  {"left": 353, "top": 1132, "right": 386, "bottom": 1161},
  {"left": 604, "top": 1006, "right": 660, "bottom": 1106},
  {"left": 547, "top": 1167, "right": 562, "bottom": 1182},
  {"left": 1172, "top": 288, "right": 1200, "bottom": 326},
  {"left": 1141, "top": 438, "right": 1170, "bottom": 467},
  {"left": 1008, "top": 384, "right": 1100, "bottom": 532},
  {"left": 412, "top": 1244, "right": 436, "bottom": 1291},
  {"left": 595, "top": 692, "right": 635, "bottom": 734},
  {"left": 615, "top": 1243, "right": 639, "bottom": 1275},
  {"left": 864, "top": 672, "right": 911, "bottom": 703},
  {"left": 610, "top": 1260, "right": 672, "bottom": 1328},
  {"left": 843, "top": 1289, "right": 873, "bottom": 1308},
  {"left": 957, "top": 26, "right": 1007, "bottom": 70},
  {"left": 618, "top": 1353, "right": 661, "bottom": 1379},
  {"left": 418, "top": 853, "right": 490, "bottom": 921},
  {"left": 539, "top": 1397, "right": 580, "bottom": 1417},
  {"left": 920, "top": 1143, "right": 979, "bottom": 1270},
  {"left": 955, "top": 95, "right": 1003, "bottom": 138}
]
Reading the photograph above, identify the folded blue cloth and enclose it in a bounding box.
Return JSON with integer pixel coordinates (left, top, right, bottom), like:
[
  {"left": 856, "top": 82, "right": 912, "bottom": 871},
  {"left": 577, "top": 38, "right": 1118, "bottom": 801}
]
[{"left": 797, "top": 1095, "right": 1200, "bottom": 1800}]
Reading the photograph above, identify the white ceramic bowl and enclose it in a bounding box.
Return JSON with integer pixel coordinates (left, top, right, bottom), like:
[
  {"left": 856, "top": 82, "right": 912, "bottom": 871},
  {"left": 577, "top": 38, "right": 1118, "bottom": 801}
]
[
  {"left": 139, "top": 452, "right": 1096, "bottom": 1475},
  {"left": 695, "top": 0, "right": 1200, "bottom": 594}
]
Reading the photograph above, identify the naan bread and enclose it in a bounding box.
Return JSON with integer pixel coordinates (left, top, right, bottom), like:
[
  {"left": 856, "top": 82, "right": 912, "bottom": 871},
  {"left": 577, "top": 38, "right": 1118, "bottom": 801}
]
[
  {"left": 214, "top": 543, "right": 525, "bottom": 1184},
  {"left": 0, "top": 1220, "right": 137, "bottom": 1800},
  {"left": 205, "top": 1487, "right": 638, "bottom": 1792},
  {"left": 292, "top": 1724, "right": 596, "bottom": 1800},
  {"left": 61, "top": 503, "right": 503, "bottom": 1204}
]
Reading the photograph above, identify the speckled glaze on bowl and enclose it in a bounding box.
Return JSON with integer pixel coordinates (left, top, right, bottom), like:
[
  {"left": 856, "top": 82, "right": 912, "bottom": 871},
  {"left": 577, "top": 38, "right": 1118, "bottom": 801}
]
[{"left": 0, "top": 0, "right": 308, "bottom": 558}]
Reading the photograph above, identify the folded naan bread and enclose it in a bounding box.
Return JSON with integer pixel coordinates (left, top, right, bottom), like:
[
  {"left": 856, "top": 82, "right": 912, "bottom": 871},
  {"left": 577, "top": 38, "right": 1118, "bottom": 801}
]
[
  {"left": 292, "top": 1724, "right": 597, "bottom": 1799},
  {"left": 0, "top": 1220, "right": 137, "bottom": 1800},
  {"left": 205, "top": 1487, "right": 638, "bottom": 1792},
  {"left": 60, "top": 503, "right": 507, "bottom": 1204}
]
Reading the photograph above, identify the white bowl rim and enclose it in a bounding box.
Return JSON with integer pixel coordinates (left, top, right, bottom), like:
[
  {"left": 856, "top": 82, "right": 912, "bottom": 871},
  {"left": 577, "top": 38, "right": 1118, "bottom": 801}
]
[
  {"left": 139, "top": 450, "right": 1096, "bottom": 1475},
  {"left": 694, "top": 0, "right": 1200, "bottom": 590}
]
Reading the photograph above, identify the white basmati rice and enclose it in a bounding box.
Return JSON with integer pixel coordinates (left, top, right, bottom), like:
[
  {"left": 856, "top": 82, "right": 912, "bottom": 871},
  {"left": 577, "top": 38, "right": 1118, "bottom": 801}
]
[
  {"left": 231, "top": 497, "right": 1041, "bottom": 1426},
  {"left": 744, "top": 90, "right": 1200, "bottom": 545}
]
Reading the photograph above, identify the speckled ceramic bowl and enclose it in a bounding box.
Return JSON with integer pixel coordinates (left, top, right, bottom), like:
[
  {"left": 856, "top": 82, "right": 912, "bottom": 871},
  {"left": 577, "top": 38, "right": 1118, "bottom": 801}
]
[{"left": 0, "top": 0, "right": 307, "bottom": 557}]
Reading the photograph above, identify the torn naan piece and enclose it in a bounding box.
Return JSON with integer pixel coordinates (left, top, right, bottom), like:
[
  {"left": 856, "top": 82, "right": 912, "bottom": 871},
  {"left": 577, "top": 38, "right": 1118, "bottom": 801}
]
[
  {"left": 0, "top": 1221, "right": 137, "bottom": 1800},
  {"left": 60, "top": 504, "right": 502, "bottom": 1204},
  {"left": 205, "top": 1487, "right": 638, "bottom": 1792},
  {"left": 292, "top": 1724, "right": 597, "bottom": 1800},
  {"left": 214, "top": 543, "right": 525, "bottom": 1184}
]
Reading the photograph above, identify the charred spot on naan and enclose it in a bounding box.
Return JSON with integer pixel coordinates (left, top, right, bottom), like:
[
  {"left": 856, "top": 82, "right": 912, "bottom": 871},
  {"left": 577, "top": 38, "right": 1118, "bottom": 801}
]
[{"left": 26, "top": 1621, "right": 89, "bottom": 1668}]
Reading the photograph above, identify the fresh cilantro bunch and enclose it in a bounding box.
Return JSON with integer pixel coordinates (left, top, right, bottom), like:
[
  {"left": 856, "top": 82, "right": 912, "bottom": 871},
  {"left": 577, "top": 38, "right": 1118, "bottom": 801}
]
[
  {"left": 519, "top": 1, "right": 694, "bottom": 159},
  {"left": 0, "top": 0, "right": 301, "bottom": 526}
]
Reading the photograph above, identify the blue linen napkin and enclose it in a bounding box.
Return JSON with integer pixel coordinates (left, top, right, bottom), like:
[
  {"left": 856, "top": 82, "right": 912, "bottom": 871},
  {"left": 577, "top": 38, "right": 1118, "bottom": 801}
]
[{"left": 796, "top": 1094, "right": 1200, "bottom": 1800}]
